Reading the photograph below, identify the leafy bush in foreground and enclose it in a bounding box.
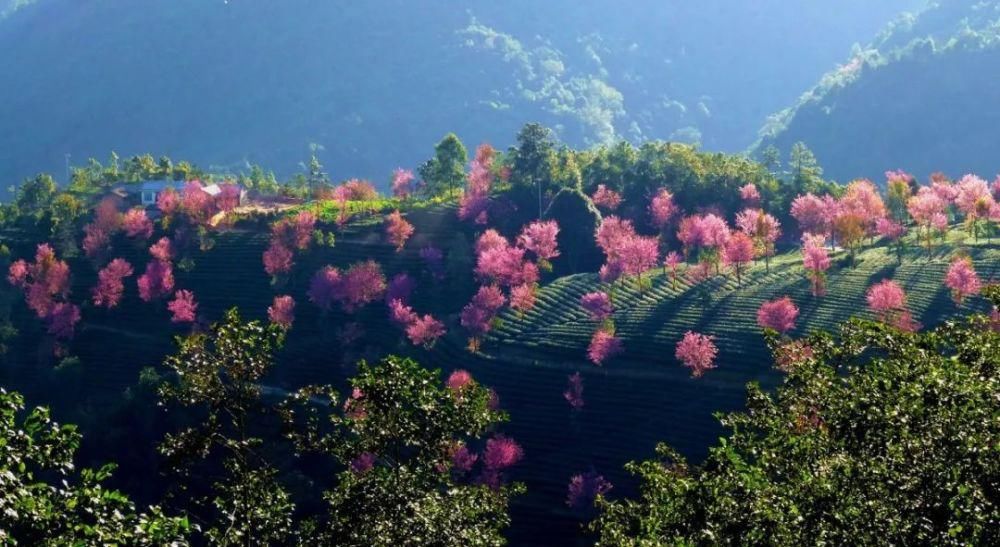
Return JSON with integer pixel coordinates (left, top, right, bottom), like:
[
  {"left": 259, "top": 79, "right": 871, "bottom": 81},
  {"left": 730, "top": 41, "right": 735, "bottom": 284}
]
[
  {"left": 591, "top": 287, "right": 1000, "bottom": 546},
  {"left": 0, "top": 388, "right": 190, "bottom": 545}
]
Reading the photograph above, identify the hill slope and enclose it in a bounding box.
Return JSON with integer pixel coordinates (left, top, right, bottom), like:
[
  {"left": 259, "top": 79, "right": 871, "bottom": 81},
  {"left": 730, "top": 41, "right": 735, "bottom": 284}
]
[
  {"left": 0, "top": 0, "right": 919, "bottom": 194},
  {"left": 2, "top": 205, "right": 995, "bottom": 542},
  {"left": 755, "top": 0, "right": 1000, "bottom": 182}
]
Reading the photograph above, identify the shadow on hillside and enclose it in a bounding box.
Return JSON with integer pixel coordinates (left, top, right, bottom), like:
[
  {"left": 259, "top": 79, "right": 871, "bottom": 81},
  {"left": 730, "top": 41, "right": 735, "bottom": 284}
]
[{"left": 631, "top": 277, "right": 728, "bottom": 337}]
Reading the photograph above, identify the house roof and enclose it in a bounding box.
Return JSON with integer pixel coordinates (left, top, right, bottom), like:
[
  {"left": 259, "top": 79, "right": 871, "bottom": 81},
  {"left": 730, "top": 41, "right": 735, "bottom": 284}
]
[{"left": 140, "top": 180, "right": 173, "bottom": 192}]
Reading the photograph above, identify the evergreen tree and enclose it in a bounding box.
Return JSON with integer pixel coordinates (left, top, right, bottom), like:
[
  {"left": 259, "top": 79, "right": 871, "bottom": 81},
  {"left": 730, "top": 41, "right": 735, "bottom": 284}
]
[
  {"left": 789, "top": 141, "right": 825, "bottom": 193},
  {"left": 759, "top": 144, "right": 782, "bottom": 175},
  {"left": 418, "top": 133, "right": 468, "bottom": 197}
]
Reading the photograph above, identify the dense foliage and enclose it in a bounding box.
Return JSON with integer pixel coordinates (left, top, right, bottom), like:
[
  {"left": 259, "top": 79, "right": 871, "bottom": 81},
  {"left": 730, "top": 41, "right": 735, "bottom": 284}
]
[
  {"left": 591, "top": 287, "right": 1000, "bottom": 545},
  {"left": 0, "top": 388, "right": 189, "bottom": 545},
  {"left": 151, "top": 309, "right": 522, "bottom": 545}
]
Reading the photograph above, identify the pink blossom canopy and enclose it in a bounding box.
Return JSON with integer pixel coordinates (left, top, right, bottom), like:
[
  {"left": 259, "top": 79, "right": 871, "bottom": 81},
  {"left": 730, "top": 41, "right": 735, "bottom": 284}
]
[
  {"left": 757, "top": 297, "right": 800, "bottom": 334},
  {"left": 675, "top": 331, "right": 718, "bottom": 378}
]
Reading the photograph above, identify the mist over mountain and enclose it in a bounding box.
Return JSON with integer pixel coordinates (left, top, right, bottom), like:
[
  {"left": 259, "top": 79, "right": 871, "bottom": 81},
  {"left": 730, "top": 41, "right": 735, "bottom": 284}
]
[
  {"left": 755, "top": 0, "right": 1000, "bottom": 182},
  {"left": 0, "top": 0, "right": 919, "bottom": 193}
]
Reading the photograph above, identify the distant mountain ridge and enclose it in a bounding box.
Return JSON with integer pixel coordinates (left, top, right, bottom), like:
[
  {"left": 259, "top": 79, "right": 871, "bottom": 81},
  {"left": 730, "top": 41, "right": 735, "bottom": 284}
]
[
  {"left": 754, "top": 0, "right": 1000, "bottom": 182},
  {"left": 0, "top": 0, "right": 918, "bottom": 194}
]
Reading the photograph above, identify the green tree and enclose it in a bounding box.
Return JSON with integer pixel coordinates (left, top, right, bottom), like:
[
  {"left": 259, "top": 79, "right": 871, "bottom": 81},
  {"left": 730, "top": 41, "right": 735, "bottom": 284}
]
[
  {"left": 0, "top": 388, "right": 190, "bottom": 545},
  {"left": 759, "top": 144, "right": 781, "bottom": 175},
  {"left": 282, "top": 356, "right": 523, "bottom": 546},
  {"left": 789, "top": 141, "right": 825, "bottom": 193},
  {"left": 418, "top": 133, "right": 468, "bottom": 198},
  {"left": 159, "top": 310, "right": 521, "bottom": 545},
  {"left": 158, "top": 308, "right": 293, "bottom": 545},
  {"left": 123, "top": 154, "right": 158, "bottom": 182},
  {"left": 544, "top": 187, "right": 603, "bottom": 275},
  {"left": 591, "top": 287, "right": 1000, "bottom": 546},
  {"left": 14, "top": 173, "right": 57, "bottom": 217},
  {"left": 48, "top": 193, "right": 84, "bottom": 257},
  {"left": 103, "top": 152, "right": 121, "bottom": 185},
  {"left": 247, "top": 164, "right": 279, "bottom": 194},
  {"left": 509, "top": 123, "right": 557, "bottom": 217}
]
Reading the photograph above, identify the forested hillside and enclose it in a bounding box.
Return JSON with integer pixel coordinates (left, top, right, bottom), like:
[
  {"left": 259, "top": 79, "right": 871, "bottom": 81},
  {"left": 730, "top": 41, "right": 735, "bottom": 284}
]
[
  {"left": 0, "top": 0, "right": 919, "bottom": 196},
  {"left": 755, "top": 0, "right": 1000, "bottom": 182}
]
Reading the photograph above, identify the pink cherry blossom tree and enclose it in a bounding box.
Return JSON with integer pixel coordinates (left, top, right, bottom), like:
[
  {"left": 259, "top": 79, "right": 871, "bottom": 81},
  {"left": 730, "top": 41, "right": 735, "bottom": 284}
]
[
  {"left": 596, "top": 216, "right": 636, "bottom": 256},
  {"left": 214, "top": 182, "right": 242, "bottom": 213},
  {"left": 739, "top": 183, "right": 761, "bottom": 208},
  {"left": 391, "top": 168, "right": 415, "bottom": 199},
  {"left": 676, "top": 214, "right": 730, "bottom": 275},
  {"left": 954, "top": 174, "right": 996, "bottom": 240},
  {"left": 476, "top": 243, "right": 538, "bottom": 288},
  {"left": 790, "top": 193, "right": 833, "bottom": 239},
  {"left": 617, "top": 235, "right": 660, "bottom": 291},
  {"left": 875, "top": 217, "right": 907, "bottom": 262},
  {"left": 866, "top": 279, "right": 919, "bottom": 331},
  {"left": 137, "top": 260, "right": 175, "bottom": 302},
  {"left": 446, "top": 370, "right": 475, "bottom": 393},
  {"left": 385, "top": 273, "right": 416, "bottom": 305},
  {"left": 735, "top": 208, "right": 782, "bottom": 271},
  {"left": 405, "top": 314, "right": 446, "bottom": 348},
  {"left": 339, "top": 260, "right": 387, "bottom": 312},
  {"left": 82, "top": 197, "right": 124, "bottom": 259},
  {"left": 180, "top": 180, "right": 216, "bottom": 225},
  {"left": 722, "top": 231, "right": 755, "bottom": 286},
  {"left": 517, "top": 220, "right": 560, "bottom": 269},
  {"left": 263, "top": 242, "right": 294, "bottom": 278},
  {"left": 675, "top": 331, "right": 718, "bottom": 378},
  {"left": 388, "top": 298, "right": 419, "bottom": 328},
  {"left": 46, "top": 302, "right": 81, "bottom": 340},
  {"left": 944, "top": 256, "right": 981, "bottom": 305},
  {"left": 122, "top": 208, "right": 154, "bottom": 240},
  {"left": 384, "top": 210, "right": 415, "bottom": 252},
  {"left": 840, "top": 179, "right": 888, "bottom": 238},
  {"left": 8, "top": 244, "right": 71, "bottom": 317},
  {"left": 587, "top": 328, "right": 623, "bottom": 366},
  {"left": 756, "top": 296, "right": 799, "bottom": 334},
  {"left": 563, "top": 372, "right": 584, "bottom": 410},
  {"left": 907, "top": 187, "right": 948, "bottom": 253},
  {"left": 580, "top": 292, "right": 613, "bottom": 321},
  {"left": 167, "top": 290, "right": 198, "bottom": 323},
  {"left": 156, "top": 187, "right": 180, "bottom": 217},
  {"left": 802, "top": 233, "right": 831, "bottom": 297},
  {"left": 592, "top": 184, "right": 622, "bottom": 211},
  {"left": 461, "top": 285, "right": 506, "bottom": 351},
  {"left": 510, "top": 283, "right": 537, "bottom": 316},
  {"left": 268, "top": 295, "right": 296, "bottom": 329},
  {"left": 664, "top": 251, "right": 684, "bottom": 290},
  {"left": 149, "top": 237, "right": 175, "bottom": 262},
  {"left": 566, "top": 470, "right": 613, "bottom": 509},
  {"left": 648, "top": 188, "right": 678, "bottom": 230},
  {"left": 479, "top": 435, "right": 523, "bottom": 490},
  {"left": 458, "top": 144, "right": 495, "bottom": 224},
  {"left": 476, "top": 229, "right": 508, "bottom": 255},
  {"left": 92, "top": 258, "right": 134, "bottom": 308},
  {"left": 271, "top": 211, "right": 316, "bottom": 251}
]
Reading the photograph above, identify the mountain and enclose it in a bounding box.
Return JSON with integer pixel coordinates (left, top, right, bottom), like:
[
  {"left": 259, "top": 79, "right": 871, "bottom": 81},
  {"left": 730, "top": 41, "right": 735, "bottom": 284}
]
[
  {"left": 754, "top": 0, "right": 1000, "bottom": 183},
  {"left": 0, "top": 0, "right": 919, "bottom": 194}
]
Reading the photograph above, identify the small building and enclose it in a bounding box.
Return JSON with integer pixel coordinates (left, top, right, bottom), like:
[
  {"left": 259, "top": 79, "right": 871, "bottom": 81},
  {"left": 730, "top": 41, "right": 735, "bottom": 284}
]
[
  {"left": 110, "top": 180, "right": 175, "bottom": 207},
  {"left": 139, "top": 181, "right": 172, "bottom": 206},
  {"left": 202, "top": 182, "right": 248, "bottom": 205}
]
